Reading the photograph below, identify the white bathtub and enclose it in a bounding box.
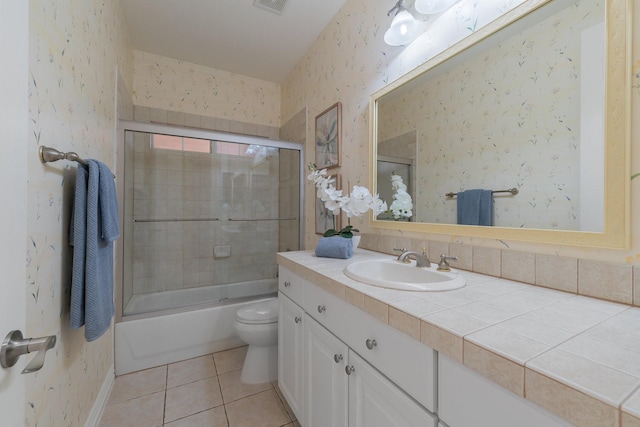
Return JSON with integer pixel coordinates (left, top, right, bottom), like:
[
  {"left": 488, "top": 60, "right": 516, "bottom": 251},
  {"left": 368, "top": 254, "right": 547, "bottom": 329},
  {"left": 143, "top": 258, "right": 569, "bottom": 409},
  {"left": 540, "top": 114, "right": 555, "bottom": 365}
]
[
  {"left": 115, "top": 279, "right": 278, "bottom": 375},
  {"left": 123, "top": 278, "right": 278, "bottom": 316}
]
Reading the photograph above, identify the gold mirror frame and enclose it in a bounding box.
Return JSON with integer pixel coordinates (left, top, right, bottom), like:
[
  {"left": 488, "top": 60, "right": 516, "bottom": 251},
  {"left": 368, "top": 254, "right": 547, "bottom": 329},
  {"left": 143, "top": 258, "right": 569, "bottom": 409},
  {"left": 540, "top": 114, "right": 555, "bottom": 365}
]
[{"left": 370, "top": 0, "right": 631, "bottom": 249}]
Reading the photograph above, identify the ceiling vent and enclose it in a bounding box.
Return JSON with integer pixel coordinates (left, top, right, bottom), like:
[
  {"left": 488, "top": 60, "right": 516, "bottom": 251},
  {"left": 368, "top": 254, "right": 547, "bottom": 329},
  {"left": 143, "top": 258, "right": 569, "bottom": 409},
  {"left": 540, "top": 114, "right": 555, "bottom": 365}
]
[{"left": 253, "top": 0, "right": 288, "bottom": 15}]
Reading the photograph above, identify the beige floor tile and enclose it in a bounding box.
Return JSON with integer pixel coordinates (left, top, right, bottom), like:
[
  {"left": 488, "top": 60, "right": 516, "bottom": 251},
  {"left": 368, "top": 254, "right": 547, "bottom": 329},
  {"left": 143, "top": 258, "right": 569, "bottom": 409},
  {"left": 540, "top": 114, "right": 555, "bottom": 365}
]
[
  {"left": 214, "top": 346, "right": 248, "bottom": 374},
  {"left": 108, "top": 366, "right": 167, "bottom": 405},
  {"left": 163, "top": 406, "right": 229, "bottom": 427},
  {"left": 164, "top": 376, "right": 224, "bottom": 423},
  {"left": 219, "top": 368, "right": 273, "bottom": 403},
  {"left": 225, "top": 389, "right": 291, "bottom": 427},
  {"left": 167, "top": 355, "right": 217, "bottom": 388},
  {"left": 99, "top": 391, "right": 164, "bottom": 427}
]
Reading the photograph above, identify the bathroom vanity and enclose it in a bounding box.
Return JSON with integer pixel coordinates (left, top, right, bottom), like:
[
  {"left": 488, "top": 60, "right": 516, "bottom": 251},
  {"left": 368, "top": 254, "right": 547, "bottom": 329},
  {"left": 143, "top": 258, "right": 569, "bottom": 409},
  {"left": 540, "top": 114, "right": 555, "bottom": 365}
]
[
  {"left": 277, "top": 250, "right": 586, "bottom": 427},
  {"left": 278, "top": 265, "right": 437, "bottom": 426}
]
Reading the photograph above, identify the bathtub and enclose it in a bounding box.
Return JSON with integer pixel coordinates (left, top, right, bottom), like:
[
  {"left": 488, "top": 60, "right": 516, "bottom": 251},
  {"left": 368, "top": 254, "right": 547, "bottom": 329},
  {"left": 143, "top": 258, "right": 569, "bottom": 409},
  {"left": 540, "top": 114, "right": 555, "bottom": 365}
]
[{"left": 115, "top": 279, "right": 278, "bottom": 375}]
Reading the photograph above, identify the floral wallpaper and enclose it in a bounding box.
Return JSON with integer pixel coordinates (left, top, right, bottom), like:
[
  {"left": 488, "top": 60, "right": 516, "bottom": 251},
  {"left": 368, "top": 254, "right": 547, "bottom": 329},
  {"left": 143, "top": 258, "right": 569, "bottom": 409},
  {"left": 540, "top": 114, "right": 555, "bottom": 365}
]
[
  {"left": 378, "top": 1, "right": 603, "bottom": 230},
  {"left": 27, "top": 0, "right": 132, "bottom": 425},
  {"left": 281, "top": 0, "right": 533, "bottom": 248},
  {"left": 282, "top": 0, "right": 640, "bottom": 265},
  {"left": 133, "top": 50, "right": 281, "bottom": 128}
]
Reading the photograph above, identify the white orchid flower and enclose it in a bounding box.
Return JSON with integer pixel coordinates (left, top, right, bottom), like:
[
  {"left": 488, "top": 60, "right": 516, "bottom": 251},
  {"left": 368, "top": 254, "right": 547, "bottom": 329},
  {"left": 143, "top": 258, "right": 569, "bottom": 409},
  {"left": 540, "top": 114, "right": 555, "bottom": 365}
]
[
  {"left": 370, "top": 195, "right": 388, "bottom": 216},
  {"left": 389, "top": 173, "right": 413, "bottom": 219}
]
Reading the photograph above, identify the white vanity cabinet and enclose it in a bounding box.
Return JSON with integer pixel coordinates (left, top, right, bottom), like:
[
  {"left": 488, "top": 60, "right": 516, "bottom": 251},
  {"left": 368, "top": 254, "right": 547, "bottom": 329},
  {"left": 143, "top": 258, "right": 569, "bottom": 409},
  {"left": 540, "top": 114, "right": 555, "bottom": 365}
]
[
  {"left": 302, "top": 273, "right": 437, "bottom": 412},
  {"left": 304, "top": 315, "right": 349, "bottom": 426},
  {"left": 305, "top": 315, "right": 435, "bottom": 427},
  {"left": 438, "top": 355, "right": 571, "bottom": 427},
  {"left": 278, "top": 291, "right": 305, "bottom": 422},
  {"left": 278, "top": 267, "right": 437, "bottom": 427},
  {"left": 347, "top": 349, "right": 436, "bottom": 427}
]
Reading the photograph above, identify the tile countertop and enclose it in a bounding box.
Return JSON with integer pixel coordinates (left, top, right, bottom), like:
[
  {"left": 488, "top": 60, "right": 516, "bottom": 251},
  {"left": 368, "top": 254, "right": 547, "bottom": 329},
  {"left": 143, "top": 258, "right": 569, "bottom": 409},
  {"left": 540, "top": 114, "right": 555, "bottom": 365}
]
[{"left": 277, "top": 249, "right": 640, "bottom": 427}]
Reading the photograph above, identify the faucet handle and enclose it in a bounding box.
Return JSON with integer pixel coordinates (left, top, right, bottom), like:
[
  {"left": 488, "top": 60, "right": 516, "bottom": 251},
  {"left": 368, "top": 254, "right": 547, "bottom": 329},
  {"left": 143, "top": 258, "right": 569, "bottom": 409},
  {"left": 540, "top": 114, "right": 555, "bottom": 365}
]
[
  {"left": 437, "top": 254, "right": 459, "bottom": 272},
  {"left": 393, "top": 247, "right": 407, "bottom": 253}
]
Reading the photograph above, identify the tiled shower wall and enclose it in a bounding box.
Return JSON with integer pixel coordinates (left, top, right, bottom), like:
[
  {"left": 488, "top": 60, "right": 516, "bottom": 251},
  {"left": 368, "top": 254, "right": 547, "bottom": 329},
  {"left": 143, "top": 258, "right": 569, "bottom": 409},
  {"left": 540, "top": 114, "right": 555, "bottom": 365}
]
[{"left": 129, "top": 131, "right": 281, "bottom": 297}]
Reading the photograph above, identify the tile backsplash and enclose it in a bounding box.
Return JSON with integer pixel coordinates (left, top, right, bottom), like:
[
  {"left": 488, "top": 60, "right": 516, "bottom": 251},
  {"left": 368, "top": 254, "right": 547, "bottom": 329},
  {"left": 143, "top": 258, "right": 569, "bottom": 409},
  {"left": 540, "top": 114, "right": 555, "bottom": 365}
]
[{"left": 359, "top": 233, "right": 636, "bottom": 306}]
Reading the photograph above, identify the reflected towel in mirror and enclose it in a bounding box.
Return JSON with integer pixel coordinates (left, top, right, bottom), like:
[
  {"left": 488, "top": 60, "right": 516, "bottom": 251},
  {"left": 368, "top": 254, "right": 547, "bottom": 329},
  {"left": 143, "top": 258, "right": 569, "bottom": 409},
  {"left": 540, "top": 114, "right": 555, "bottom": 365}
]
[{"left": 456, "top": 189, "right": 493, "bottom": 226}]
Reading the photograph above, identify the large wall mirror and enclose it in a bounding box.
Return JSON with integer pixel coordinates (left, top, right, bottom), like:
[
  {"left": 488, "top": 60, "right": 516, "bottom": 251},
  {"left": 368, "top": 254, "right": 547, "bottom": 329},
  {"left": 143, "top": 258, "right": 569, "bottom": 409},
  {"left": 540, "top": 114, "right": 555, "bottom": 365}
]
[{"left": 370, "top": 0, "right": 630, "bottom": 248}]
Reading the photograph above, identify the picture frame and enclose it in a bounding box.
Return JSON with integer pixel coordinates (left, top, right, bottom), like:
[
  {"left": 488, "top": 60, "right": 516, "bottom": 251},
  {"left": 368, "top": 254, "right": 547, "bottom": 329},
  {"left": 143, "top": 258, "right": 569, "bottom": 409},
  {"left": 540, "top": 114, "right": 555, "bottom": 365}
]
[
  {"left": 315, "top": 102, "right": 342, "bottom": 170},
  {"left": 315, "top": 173, "right": 342, "bottom": 235}
]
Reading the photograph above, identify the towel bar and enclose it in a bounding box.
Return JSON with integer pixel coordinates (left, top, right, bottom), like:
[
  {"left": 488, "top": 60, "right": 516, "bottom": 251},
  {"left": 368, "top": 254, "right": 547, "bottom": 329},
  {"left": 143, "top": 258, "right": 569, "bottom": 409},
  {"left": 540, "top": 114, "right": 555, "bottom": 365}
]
[
  {"left": 39, "top": 146, "right": 115, "bottom": 177},
  {"left": 446, "top": 188, "right": 518, "bottom": 198},
  {"left": 39, "top": 145, "right": 89, "bottom": 167}
]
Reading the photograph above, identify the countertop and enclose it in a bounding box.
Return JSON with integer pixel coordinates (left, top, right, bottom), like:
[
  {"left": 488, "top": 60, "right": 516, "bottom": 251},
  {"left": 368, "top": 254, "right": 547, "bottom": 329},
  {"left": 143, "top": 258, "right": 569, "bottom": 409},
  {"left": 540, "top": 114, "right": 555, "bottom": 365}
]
[{"left": 277, "top": 249, "right": 640, "bottom": 427}]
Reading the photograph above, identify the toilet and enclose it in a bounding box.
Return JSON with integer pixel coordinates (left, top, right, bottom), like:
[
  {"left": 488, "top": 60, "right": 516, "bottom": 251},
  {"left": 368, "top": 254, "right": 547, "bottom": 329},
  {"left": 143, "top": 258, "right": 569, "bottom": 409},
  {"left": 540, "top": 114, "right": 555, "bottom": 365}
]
[{"left": 235, "top": 298, "right": 279, "bottom": 384}]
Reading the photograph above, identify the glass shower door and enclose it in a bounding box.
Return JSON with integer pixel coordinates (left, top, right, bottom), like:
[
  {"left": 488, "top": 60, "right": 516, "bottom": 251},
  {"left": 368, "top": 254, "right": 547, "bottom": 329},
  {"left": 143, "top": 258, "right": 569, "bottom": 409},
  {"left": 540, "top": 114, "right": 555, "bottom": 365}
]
[{"left": 122, "top": 129, "right": 300, "bottom": 316}]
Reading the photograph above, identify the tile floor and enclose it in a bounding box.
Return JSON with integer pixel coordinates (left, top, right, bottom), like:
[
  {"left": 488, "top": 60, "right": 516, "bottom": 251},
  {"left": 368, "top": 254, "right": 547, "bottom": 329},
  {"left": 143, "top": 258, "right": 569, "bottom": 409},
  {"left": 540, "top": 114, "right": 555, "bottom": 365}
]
[{"left": 99, "top": 346, "right": 301, "bottom": 427}]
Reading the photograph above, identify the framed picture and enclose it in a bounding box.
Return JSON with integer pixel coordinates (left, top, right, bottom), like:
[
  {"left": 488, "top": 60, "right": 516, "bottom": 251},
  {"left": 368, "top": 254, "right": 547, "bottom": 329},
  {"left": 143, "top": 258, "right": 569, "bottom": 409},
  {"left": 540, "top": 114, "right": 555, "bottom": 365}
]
[
  {"left": 316, "top": 174, "right": 342, "bottom": 235},
  {"left": 315, "top": 102, "right": 342, "bottom": 170}
]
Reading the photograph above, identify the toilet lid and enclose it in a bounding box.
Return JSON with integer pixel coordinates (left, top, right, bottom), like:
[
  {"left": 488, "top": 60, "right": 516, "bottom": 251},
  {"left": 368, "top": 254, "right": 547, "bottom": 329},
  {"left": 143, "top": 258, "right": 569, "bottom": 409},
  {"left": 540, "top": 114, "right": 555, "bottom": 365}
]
[{"left": 236, "top": 299, "right": 279, "bottom": 324}]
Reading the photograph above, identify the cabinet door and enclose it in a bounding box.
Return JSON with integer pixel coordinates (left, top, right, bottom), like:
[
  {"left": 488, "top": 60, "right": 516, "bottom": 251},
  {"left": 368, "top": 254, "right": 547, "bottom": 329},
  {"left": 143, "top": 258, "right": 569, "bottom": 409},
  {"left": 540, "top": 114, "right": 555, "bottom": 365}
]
[
  {"left": 278, "top": 293, "right": 305, "bottom": 422},
  {"left": 305, "top": 316, "right": 349, "bottom": 427},
  {"left": 347, "top": 351, "right": 437, "bottom": 427}
]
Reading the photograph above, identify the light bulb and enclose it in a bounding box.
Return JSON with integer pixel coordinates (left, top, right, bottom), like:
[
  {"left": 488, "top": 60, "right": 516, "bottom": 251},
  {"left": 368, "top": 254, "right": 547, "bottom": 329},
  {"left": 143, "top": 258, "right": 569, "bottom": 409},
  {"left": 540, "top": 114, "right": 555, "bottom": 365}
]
[{"left": 384, "top": 9, "right": 422, "bottom": 46}]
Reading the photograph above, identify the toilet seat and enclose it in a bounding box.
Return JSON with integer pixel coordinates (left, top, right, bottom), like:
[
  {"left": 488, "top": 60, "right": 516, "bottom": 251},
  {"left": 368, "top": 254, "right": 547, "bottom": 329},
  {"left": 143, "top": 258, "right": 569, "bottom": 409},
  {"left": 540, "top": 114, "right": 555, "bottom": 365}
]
[{"left": 236, "top": 299, "right": 279, "bottom": 324}]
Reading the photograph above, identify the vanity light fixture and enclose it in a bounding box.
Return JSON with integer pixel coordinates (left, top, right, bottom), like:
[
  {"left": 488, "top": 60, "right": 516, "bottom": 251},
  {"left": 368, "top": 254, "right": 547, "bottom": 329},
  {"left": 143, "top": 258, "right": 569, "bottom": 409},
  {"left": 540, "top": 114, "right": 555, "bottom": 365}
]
[
  {"left": 384, "top": 0, "right": 422, "bottom": 46},
  {"left": 414, "top": 0, "right": 461, "bottom": 15}
]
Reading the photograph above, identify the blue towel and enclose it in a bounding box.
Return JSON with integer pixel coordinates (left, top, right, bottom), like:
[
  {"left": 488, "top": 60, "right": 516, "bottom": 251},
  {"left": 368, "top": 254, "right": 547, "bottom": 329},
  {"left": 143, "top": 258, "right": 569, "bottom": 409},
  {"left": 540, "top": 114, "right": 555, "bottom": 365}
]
[
  {"left": 70, "top": 160, "right": 119, "bottom": 341},
  {"left": 315, "top": 236, "right": 354, "bottom": 259},
  {"left": 457, "top": 189, "right": 494, "bottom": 226}
]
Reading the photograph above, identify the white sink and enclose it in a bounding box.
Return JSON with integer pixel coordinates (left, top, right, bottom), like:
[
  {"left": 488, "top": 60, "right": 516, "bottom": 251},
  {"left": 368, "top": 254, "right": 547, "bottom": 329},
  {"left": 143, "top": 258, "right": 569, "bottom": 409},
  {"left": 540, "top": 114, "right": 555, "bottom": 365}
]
[{"left": 344, "top": 259, "right": 466, "bottom": 292}]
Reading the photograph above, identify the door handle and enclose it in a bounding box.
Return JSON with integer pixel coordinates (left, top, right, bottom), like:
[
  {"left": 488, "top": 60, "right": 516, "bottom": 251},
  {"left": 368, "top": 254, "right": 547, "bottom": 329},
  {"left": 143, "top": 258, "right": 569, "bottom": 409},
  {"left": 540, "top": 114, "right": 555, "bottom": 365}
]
[{"left": 1, "top": 330, "right": 57, "bottom": 374}]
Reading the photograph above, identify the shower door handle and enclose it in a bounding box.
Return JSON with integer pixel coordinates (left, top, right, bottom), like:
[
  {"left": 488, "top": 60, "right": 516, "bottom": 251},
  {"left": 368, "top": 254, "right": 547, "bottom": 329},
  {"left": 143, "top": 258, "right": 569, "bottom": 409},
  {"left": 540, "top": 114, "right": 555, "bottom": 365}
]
[{"left": 228, "top": 217, "right": 297, "bottom": 221}]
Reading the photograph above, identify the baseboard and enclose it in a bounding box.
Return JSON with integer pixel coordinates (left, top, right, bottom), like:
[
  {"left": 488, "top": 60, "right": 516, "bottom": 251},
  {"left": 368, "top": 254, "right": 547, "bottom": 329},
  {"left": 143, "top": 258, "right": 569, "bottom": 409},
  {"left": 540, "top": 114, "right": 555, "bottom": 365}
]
[{"left": 84, "top": 365, "right": 115, "bottom": 427}]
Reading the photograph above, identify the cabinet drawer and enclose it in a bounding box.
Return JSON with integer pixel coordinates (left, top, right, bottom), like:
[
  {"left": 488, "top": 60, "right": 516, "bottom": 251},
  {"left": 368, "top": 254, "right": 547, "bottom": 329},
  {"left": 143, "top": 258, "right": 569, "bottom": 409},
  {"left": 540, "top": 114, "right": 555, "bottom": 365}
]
[
  {"left": 304, "top": 282, "right": 436, "bottom": 412},
  {"left": 278, "top": 266, "right": 306, "bottom": 303}
]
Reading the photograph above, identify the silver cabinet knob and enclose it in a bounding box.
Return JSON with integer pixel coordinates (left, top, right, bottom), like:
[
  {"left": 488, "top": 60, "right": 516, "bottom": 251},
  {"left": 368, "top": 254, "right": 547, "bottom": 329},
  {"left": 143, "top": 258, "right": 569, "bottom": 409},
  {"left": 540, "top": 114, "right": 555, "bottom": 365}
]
[
  {"left": 294, "top": 316, "right": 302, "bottom": 324},
  {"left": 334, "top": 354, "right": 343, "bottom": 363},
  {"left": 345, "top": 365, "right": 355, "bottom": 375},
  {"left": 317, "top": 305, "right": 326, "bottom": 313},
  {"left": 284, "top": 281, "right": 291, "bottom": 287},
  {"left": 365, "top": 339, "right": 377, "bottom": 350}
]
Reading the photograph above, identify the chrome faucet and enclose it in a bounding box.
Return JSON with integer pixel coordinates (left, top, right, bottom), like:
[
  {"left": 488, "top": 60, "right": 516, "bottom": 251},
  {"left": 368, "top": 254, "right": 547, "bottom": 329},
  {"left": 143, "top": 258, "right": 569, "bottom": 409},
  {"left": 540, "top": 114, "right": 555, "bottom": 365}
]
[{"left": 397, "top": 250, "right": 431, "bottom": 268}]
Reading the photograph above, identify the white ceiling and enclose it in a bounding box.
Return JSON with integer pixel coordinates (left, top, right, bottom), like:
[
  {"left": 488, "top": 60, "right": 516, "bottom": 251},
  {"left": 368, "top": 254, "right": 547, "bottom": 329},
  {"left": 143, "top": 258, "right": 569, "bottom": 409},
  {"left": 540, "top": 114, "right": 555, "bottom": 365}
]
[{"left": 121, "top": 0, "right": 348, "bottom": 83}]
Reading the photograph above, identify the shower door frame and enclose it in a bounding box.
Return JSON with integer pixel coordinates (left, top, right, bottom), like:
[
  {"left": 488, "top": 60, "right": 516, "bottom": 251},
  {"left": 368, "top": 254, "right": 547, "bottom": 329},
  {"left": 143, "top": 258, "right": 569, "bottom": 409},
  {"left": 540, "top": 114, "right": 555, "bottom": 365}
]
[{"left": 115, "top": 120, "right": 305, "bottom": 321}]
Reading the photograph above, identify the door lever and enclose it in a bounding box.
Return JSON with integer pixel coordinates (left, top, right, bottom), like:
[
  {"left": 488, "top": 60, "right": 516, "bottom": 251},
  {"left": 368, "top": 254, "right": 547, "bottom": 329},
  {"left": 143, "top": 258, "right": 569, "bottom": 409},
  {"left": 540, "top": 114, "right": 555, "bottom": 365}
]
[{"left": 1, "top": 330, "right": 57, "bottom": 374}]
